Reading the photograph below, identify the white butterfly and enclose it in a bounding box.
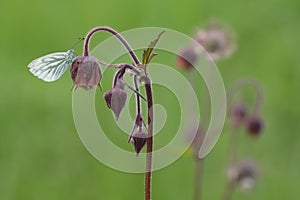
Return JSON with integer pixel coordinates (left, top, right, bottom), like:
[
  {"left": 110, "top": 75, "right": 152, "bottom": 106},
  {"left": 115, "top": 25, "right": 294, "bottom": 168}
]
[{"left": 28, "top": 49, "right": 75, "bottom": 82}]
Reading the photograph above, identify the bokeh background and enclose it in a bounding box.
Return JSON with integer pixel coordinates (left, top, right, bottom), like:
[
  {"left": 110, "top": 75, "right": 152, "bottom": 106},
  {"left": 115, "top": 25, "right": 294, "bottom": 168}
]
[{"left": 1, "top": 0, "right": 299, "bottom": 199}]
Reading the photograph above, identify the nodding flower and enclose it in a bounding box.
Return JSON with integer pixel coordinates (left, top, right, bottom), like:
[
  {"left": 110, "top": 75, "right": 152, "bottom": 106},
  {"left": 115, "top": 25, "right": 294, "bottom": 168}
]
[
  {"left": 194, "top": 25, "right": 235, "bottom": 61},
  {"left": 227, "top": 159, "right": 259, "bottom": 190},
  {"left": 70, "top": 56, "right": 102, "bottom": 91}
]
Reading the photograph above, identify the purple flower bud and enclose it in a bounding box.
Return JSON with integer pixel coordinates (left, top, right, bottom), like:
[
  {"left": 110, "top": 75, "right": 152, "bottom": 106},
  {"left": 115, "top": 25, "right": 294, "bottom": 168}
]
[
  {"left": 70, "top": 56, "right": 102, "bottom": 90},
  {"left": 246, "top": 115, "right": 263, "bottom": 136},
  {"left": 130, "top": 131, "right": 148, "bottom": 156},
  {"left": 103, "top": 86, "right": 127, "bottom": 120},
  {"left": 176, "top": 46, "right": 197, "bottom": 70}
]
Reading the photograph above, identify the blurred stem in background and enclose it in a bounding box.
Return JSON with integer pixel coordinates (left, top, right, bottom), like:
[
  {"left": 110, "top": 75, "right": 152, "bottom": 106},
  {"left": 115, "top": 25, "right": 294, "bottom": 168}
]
[
  {"left": 221, "top": 78, "right": 264, "bottom": 200},
  {"left": 189, "top": 70, "right": 205, "bottom": 200}
]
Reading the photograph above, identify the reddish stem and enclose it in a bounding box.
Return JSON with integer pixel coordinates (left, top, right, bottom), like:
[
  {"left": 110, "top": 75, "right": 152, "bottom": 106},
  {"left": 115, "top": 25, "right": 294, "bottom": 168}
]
[
  {"left": 83, "top": 26, "right": 140, "bottom": 65},
  {"left": 145, "top": 83, "right": 153, "bottom": 200}
]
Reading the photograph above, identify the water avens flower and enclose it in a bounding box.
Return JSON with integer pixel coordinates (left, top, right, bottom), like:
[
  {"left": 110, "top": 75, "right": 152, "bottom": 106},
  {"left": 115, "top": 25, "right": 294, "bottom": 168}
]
[
  {"left": 194, "top": 26, "right": 235, "bottom": 60},
  {"left": 71, "top": 56, "right": 102, "bottom": 90},
  {"left": 227, "top": 159, "right": 259, "bottom": 190}
]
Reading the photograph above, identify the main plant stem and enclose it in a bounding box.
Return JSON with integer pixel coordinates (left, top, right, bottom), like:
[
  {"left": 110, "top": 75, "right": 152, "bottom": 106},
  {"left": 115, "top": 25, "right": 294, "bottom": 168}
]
[
  {"left": 83, "top": 26, "right": 154, "bottom": 200},
  {"left": 145, "top": 83, "right": 153, "bottom": 200}
]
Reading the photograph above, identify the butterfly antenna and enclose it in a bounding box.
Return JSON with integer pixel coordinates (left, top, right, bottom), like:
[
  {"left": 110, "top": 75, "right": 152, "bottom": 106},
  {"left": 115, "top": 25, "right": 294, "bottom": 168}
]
[{"left": 70, "top": 37, "right": 85, "bottom": 49}]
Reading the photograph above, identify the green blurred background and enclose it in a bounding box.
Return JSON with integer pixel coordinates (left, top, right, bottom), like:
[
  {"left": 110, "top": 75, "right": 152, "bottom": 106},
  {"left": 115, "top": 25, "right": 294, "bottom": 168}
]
[{"left": 1, "top": 0, "right": 299, "bottom": 199}]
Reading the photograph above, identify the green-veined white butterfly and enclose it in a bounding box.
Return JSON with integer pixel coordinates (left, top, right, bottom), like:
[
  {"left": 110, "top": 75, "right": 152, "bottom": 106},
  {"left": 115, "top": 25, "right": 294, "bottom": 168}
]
[{"left": 28, "top": 49, "right": 75, "bottom": 82}]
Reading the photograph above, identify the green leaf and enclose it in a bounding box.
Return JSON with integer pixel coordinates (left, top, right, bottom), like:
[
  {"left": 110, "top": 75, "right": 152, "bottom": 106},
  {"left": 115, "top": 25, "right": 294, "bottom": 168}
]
[{"left": 142, "top": 31, "right": 165, "bottom": 66}]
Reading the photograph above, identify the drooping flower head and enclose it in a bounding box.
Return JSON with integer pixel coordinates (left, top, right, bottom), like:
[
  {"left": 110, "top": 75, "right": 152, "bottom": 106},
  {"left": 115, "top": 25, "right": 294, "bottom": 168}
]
[
  {"left": 70, "top": 56, "right": 102, "bottom": 90},
  {"left": 194, "top": 24, "right": 235, "bottom": 60},
  {"left": 227, "top": 159, "right": 259, "bottom": 190}
]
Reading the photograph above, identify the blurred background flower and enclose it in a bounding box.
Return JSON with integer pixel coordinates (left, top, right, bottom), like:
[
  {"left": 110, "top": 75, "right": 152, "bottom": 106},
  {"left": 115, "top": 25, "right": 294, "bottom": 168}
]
[
  {"left": 194, "top": 23, "right": 236, "bottom": 60},
  {"left": 227, "top": 159, "right": 259, "bottom": 190}
]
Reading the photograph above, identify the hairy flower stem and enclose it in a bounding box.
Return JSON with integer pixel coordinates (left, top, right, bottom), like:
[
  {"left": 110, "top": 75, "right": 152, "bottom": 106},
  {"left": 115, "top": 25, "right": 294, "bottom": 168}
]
[
  {"left": 145, "top": 82, "right": 153, "bottom": 200},
  {"left": 134, "top": 75, "right": 142, "bottom": 117},
  {"left": 83, "top": 26, "right": 140, "bottom": 65},
  {"left": 128, "top": 75, "right": 143, "bottom": 142}
]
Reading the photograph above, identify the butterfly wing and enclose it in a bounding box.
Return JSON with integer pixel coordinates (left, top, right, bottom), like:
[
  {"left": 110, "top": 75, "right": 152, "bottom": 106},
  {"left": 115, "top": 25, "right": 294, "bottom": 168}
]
[{"left": 28, "top": 49, "right": 74, "bottom": 82}]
